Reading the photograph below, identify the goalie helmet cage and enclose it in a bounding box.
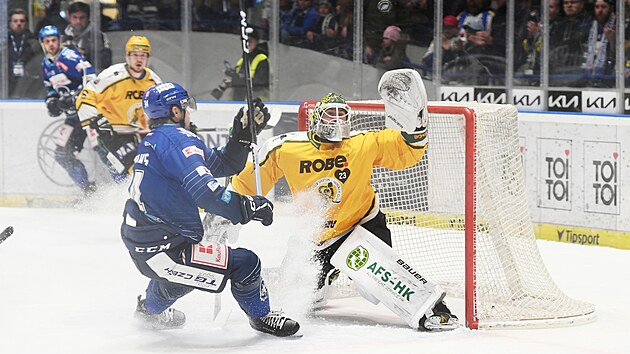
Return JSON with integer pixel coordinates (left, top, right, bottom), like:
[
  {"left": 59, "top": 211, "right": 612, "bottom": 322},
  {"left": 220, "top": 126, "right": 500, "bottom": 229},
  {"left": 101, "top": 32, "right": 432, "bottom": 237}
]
[{"left": 298, "top": 100, "right": 595, "bottom": 329}]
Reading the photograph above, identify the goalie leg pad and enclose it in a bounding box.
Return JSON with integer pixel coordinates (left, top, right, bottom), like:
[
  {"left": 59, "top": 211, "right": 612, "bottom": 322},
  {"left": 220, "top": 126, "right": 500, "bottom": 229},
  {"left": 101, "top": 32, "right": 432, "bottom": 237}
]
[{"left": 330, "top": 225, "right": 445, "bottom": 329}]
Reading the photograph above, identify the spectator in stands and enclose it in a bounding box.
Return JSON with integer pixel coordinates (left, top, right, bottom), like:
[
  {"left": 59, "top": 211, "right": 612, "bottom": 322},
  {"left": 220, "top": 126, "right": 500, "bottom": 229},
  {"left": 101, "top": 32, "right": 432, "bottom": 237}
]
[
  {"left": 35, "top": 0, "right": 68, "bottom": 33},
  {"left": 581, "top": 0, "right": 616, "bottom": 87},
  {"left": 397, "top": 0, "right": 434, "bottom": 46},
  {"left": 421, "top": 15, "right": 463, "bottom": 70},
  {"left": 491, "top": 0, "right": 529, "bottom": 59},
  {"left": 549, "top": 0, "right": 593, "bottom": 85},
  {"left": 63, "top": 1, "right": 113, "bottom": 73},
  {"left": 517, "top": 0, "right": 563, "bottom": 78},
  {"left": 193, "top": 0, "right": 240, "bottom": 34},
  {"left": 7, "top": 8, "right": 41, "bottom": 98},
  {"left": 456, "top": 0, "right": 495, "bottom": 56},
  {"left": 305, "top": 1, "right": 336, "bottom": 50},
  {"left": 336, "top": 0, "right": 353, "bottom": 41},
  {"left": 280, "top": 0, "right": 319, "bottom": 46},
  {"left": 368, "top": 25, "right": 409, "bottom": 71},
  {"left": 363, "top": 0, "right": 398, "bottom": 62}
]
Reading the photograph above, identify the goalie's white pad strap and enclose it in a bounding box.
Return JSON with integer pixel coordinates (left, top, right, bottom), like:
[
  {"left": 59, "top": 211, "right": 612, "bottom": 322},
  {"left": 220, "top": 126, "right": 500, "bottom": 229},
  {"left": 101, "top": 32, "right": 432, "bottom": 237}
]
[
  {"left": 330, "top": 226, "right": 444, "bottom": 329},
  {"left": 378, "top": 69, "right": 428, "bottom": 133}
]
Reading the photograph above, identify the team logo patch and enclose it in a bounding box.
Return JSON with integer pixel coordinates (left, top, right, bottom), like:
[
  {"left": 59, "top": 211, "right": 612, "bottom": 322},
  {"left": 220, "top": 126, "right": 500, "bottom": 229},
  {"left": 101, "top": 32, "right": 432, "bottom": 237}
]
[
  {"left": 191, "top": 242, "right": 228, "bottom": 269},
  {"left": 182, "top": 145, "right": 204, "bottom": 158},
  {"left": 313, "top": 177, "right": 342, "bottom": 203},
  {"left": 346, "top": 246, "right": 369, "bottom": 271}
]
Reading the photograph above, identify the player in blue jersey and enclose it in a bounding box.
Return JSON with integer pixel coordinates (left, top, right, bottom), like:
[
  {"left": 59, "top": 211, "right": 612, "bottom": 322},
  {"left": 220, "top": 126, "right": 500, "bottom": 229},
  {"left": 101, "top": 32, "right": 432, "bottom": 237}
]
[
  {"left": 120, "top": 82, "right": 300, "bottom": 337},
  {"left": 40, "top": 25, "right": 96, "bottom": 194}
]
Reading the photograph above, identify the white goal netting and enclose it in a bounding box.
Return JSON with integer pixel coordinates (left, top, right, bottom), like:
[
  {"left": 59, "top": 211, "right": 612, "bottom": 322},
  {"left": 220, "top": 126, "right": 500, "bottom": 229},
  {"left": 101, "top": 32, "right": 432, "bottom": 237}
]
[{"left": 299, "top": 101, "right": 595, "bottom": 329}]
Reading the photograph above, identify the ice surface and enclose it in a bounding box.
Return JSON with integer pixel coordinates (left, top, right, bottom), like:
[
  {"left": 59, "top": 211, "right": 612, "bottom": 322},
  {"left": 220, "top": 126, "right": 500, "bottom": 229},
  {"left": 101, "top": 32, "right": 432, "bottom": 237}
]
[{"left": 0, "top": 185, "right": 628, "bottom": 354}]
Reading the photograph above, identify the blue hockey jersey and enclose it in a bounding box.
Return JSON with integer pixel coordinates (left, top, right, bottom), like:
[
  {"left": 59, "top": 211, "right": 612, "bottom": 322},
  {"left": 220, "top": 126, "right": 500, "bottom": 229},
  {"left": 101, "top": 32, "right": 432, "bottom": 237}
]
[
  {"left": 128, "top": 124, "right": 250, "bottom": 243},
  {"left": 41, "top": 46, "right": 95, "bottom": 99}
]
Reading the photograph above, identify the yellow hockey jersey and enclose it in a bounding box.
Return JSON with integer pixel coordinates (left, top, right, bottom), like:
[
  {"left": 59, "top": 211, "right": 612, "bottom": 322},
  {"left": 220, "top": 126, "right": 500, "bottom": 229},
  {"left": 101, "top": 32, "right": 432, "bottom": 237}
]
[
  {"left": 76, "top": 63, "right": 162, "bottom": 129},
  {"left": 231, "top": 130, "right": 426, "bottom": 245}
]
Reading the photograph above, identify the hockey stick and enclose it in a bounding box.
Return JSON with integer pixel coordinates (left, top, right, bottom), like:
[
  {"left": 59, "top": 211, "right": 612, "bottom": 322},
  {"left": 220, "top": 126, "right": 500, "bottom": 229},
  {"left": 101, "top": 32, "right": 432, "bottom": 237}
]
[
  {"left": 238, "top": 1, "right": 263, "bottom": 195},
  {"left": 0, "top": 226, "right": 14, "bottom": 245}
]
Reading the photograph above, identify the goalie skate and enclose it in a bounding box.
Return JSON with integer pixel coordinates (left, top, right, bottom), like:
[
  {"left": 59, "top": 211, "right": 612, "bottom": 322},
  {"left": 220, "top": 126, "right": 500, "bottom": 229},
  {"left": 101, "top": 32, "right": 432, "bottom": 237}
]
[
  {"left": 419, "top": 294, "right": 460, "bottom": 332},
  {"left": 248, "top": 310, "right": 301, "bottom": 337},
  {"left": 135, "top": 295, "right": 186, "bottom": 330}
]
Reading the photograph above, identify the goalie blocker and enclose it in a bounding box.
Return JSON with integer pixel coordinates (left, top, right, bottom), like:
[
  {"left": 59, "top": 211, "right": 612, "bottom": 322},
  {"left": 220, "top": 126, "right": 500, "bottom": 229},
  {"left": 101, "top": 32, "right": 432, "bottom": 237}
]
[{"left": 330, "top": 226, "right": 459, "bottom": 331}]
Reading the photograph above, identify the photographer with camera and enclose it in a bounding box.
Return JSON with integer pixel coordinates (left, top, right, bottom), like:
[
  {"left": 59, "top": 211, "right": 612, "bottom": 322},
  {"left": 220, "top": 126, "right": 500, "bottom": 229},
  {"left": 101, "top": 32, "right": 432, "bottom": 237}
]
[{"left": 212, "top": 29, "right": 269, "bottom": 101}]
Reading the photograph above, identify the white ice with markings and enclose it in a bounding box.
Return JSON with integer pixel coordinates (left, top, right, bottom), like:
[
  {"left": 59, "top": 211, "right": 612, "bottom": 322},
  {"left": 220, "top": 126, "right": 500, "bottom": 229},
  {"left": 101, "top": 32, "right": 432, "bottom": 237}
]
[{"left": 0, "top": 185, "right": 628, "bottom": 354}]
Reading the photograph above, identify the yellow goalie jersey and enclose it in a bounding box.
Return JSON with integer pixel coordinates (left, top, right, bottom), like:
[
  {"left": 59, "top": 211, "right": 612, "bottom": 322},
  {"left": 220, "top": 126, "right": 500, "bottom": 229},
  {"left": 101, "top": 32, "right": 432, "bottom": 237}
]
[
  {"left": 231, "top": 130, "right": 426, "bottom": 245},
  {"left": 76, "top": 63, "right": 162, "bottom": 128}
]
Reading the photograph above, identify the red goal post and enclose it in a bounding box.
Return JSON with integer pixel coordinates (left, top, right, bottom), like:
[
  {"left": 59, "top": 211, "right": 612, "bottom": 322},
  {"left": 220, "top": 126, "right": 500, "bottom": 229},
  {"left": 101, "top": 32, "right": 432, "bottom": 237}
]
[{"left": 298, "top": 100, "right": 595, "bottom": 329}]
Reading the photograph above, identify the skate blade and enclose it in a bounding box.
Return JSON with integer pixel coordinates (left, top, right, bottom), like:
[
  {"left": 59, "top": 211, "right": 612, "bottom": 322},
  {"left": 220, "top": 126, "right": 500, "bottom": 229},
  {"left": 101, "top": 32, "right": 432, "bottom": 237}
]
[{"left": 422, "top": 320, "right": 461, "bottom": 332}]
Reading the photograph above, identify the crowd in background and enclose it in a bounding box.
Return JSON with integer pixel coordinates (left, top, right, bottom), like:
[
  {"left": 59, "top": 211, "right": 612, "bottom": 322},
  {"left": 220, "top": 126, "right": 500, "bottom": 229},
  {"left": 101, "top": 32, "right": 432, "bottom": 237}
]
[{"left": 6, "top": 0, "right": 630, "bottom": 100}]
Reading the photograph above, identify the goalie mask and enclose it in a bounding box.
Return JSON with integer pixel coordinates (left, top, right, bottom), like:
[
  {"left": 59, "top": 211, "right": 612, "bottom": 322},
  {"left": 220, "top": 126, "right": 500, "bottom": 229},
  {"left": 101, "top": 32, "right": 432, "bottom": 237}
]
[{"left": 310, "top": 93, "right": 351, "bottom": 142}]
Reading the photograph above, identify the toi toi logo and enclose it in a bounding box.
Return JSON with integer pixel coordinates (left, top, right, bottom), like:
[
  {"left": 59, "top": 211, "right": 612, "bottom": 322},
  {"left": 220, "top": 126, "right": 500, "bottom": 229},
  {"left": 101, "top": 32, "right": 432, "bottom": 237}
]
[
  {"left": 592, "top": 160, "right": 617, "bottom": 206},
  {"left": 545, "top": 155, "right": 570, "bottom": 202}
]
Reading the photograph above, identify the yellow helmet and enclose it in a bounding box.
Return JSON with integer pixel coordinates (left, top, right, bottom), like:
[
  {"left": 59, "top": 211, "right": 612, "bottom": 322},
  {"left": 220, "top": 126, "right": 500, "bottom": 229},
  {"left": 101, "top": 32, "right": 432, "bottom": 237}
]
[{"left": 125, "top": 36, "right": 151, "bottom": 55}]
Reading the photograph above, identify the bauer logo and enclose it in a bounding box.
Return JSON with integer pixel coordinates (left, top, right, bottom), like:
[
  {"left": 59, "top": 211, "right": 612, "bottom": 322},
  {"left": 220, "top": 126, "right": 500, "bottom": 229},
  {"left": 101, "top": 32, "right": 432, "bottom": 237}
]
[
  {"left": 584, "top": 141, "right": 620, "bottom": 215},
  {"left": 547, "top": 91, "right": 581, "bottom": 112},
  {"left": 346, "top": 246, "right": 369, "bottom": 270},
  {"left": 537, "top": 138, "right": 572, "bottom": 210}
]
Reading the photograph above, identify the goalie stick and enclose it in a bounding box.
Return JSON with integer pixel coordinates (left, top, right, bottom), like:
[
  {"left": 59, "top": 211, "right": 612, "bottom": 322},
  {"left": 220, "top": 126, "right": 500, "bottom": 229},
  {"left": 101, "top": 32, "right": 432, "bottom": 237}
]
[{"left": 0, "top": 226, "right": 14, "bottom": 245}]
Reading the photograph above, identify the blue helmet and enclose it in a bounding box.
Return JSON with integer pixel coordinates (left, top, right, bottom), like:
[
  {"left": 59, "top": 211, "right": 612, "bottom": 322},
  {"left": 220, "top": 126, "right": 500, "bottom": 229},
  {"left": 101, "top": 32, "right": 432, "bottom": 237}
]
[
  {"left": 142, "top": 82, "right": 197, "bottom": 121},
  {"left": 38, "top": 25, "right": 60, "bottom": 42}
]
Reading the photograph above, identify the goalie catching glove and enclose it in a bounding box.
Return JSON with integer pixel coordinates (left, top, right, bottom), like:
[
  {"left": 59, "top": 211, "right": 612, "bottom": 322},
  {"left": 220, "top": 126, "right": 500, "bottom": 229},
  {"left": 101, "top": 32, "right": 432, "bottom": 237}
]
[
  {"left": 232, "top": 98, "right": 271, "bottom": 145},
  {"left": 378, "top": 68, "right": 428, "bottom": 137}
]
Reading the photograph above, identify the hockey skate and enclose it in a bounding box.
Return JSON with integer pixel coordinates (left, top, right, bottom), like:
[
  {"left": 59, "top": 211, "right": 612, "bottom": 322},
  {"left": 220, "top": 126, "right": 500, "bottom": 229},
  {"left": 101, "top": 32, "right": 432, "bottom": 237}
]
[
  {"left": 419, "top": 294, "right": 460, "bottom": 332},
  {"left": 248, "top": 310, "right": 301, "bottom": 337},
  {"left": 135, "top": 295, "right": 186, "bottom": 330}
]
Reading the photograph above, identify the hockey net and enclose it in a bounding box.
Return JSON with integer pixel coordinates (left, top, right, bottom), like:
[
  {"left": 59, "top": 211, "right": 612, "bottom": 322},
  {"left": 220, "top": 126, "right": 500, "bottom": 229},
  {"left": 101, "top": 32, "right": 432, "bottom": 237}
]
[{"left": 297, "top": 100, "right": 595, "bottom": 329}]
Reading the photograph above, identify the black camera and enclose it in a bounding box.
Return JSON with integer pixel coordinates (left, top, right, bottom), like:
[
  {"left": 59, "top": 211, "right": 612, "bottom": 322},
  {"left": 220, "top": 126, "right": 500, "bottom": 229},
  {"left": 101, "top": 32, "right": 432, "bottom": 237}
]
[
  {"left": 211, "top": 61, "right": 236, "bottom": 100},
  {"left": 211, "top": 80, "right": 230, "bottom": 100}
]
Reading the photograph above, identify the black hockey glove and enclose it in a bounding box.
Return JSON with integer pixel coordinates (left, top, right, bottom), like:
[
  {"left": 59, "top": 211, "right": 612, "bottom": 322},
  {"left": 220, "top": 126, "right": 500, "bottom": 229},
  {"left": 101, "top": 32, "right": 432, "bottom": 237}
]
[
  {"left": 231, "top": 98, "right": 271, "bottom": 145},
  {"left": 239, "top": 195, "right": 273, "bottom": 226},
  {"left": 189, "top": 121, "right": 199, "bottom": 135},
  {"left": 88, "top": 115, "right": 115, "bottom": 140},
  {"left": 45, "top": 97, "right": 63, "bottom": 117},
  {"left": 57, "top": 94, "right": 76, "bottom": 112}
]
